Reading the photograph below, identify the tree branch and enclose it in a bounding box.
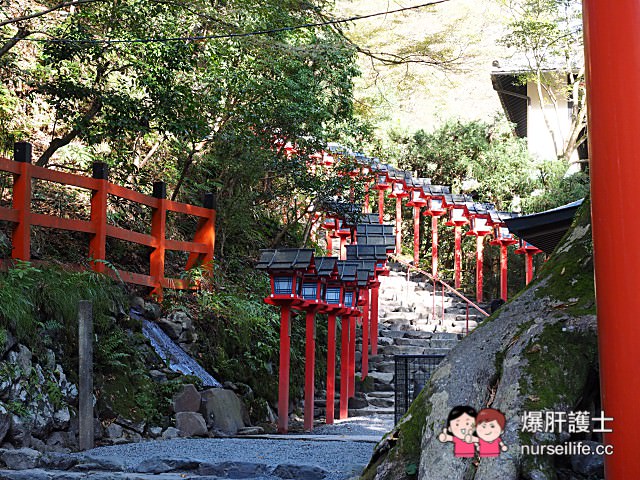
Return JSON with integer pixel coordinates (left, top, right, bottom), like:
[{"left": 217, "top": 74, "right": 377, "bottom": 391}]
[{"left": 0, "top": 26, "right": 29, "bottom": 57}]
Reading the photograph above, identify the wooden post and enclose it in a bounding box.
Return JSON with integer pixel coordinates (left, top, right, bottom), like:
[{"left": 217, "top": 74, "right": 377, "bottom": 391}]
[
  {"left": 186, "top": 192, "right": 217, "bottom": 274},
  {"left": 150, "top": 181, "right": 167, "bottom": 300},
  {"left": 361, "top": 290, "right": 370, "bottom": 379},
  {"left": 476, "top": 235, "right": 484, "bottom": 303},
  {"left": 339, "top": 315, "right": 350, "bottom": 419},
  {"left": 413, "top": 206, "right": 420, "bottom": 265},
  {"left": 431, "top": 215, "right": 438, "bottom": 278},
  {"left": 78, "top": 300, "right": 94, "bottom": 451},
  {"left": 454, "top": 226, "right": 462, "bottom": 289},
  {"left": 12, "top": 142, "right": 32, "bottom": 261},
  {"left": 277, "top": 305, "right": 291, "bottom": 433},
  {"left": 395, "top": 197, "right": 402, "bottom": 254},
  {"left": 326, "top": 313, "right": 336, "bottom": 424},
  {"left": 348, "top": 315, "right": 356, "bottom": 398},
  {"left": 500, "top": 244, "right": 508, "bottom": 301},
  {"left": 378, "top": 189, "right": 385, "bottom": 224},
  {"left": 304, "top": 310, "right": 316, "bottom": 431},
  {"left": 525, "top": 251, "right": 534, "bottom": 285},
  {"left": 89, "top": 163, "right": 108, "bottom": 273},
  {"left": 370, "top": 283, "right": 380, "bottom": 356}
]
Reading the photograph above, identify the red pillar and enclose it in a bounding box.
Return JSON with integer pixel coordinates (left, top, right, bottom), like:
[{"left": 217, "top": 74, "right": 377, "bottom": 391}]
[
  {"left": 339, "top": 315, "right": 350, "bottom": 419},
  {"left": 277, "top": 306, "right": 291, "bottom": 433},
  {"left": 348, "top": 315, "right": 356, "bottom": 398},
  {"left": 584, "top": 2, "right": 640, "bottom": 476},
  {"left": 304, "top": 310, "right": 316, "bottom": 431},
  {"left": 413, "top": 206, "right": 420, "bottom": 265},
  {"left": 11, "top": 153, "right": 32, "bottom": 261},
  {"left": 454, "top": 226, "right": 462, "bottom": 289},
  {"left": 89, "top": 163, "right": 108, "bottom": 273},
  {"left": 378, "top": 189, "right": 385, "bottom": 224},
  {"left": 150, "top": 182, "right": 167, "bottom": 301},
  {"left": 370, "top": 284, "right": 380, "bottom": 356},
  {"left": 364, "top": 184, "right": 370, "bottom": 213},
  {"left": 361, "top": 290, "right": 370, "bottom": 378},
  {"left": 431, "top": 215, "right": 438, "bottom": 278},
  {"left": 500, "top": 244, "right": 508, "bottom": 301},
  {"left": 475, "top": 235, "right": 484, "bottom": 303},
  {"left": 326, "top": 313, "right": 336, "bottom": 424},
  {"left": 395, "top": 197, "right": 402, "bottom": 254},
  {"left": 525, "top": 252, "right": 534, "bottom": 285}
]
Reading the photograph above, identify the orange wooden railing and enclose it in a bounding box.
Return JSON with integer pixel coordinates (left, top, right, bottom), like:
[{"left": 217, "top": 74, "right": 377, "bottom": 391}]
[{"left": 1, "top": 142, "right": 216, "bottom": 299}]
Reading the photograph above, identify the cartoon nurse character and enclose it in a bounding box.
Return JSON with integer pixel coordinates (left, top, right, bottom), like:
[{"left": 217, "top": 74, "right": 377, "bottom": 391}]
[
  {"left": 475, "top": 408, "right": 508, "bottom": 457},
  {"left": 438, "top": 405, "right": 478, "bottom": 458}
]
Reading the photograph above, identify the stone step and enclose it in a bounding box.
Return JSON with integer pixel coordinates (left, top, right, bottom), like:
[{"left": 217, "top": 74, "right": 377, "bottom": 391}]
[
  {"left": 348, "top": 407, "right": 395, "bottom": 416},
  {"left": 366, "top": 391, "right": 395, "bottom": 399}
]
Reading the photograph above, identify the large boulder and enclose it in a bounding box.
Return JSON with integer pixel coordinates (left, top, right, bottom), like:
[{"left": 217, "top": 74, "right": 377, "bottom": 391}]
[
  {"left": 200, "top": 388, "right": 249, "bottom": 435},
  {"left": 175, "top": 412, "right": 208, "bottom": 437},
  {"left": 363, "top": 201, "right": 599, "bottom": 480},
  {"left": 173, "top": 384, "right": 201, "bottom": 413}
]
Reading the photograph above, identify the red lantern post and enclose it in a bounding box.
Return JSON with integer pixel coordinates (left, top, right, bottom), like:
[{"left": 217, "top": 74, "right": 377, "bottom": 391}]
[
  {"left": 515, "top": 240, "right": 542, "bottom": 285},
  {"left": 423, "top": 191, "right": 448, "bottom": 278},
  {"left": 490, "top": 215, "right": 518, "bottom": 301},
  {"left": 445, "top": 199, "right": 471, "bottom": 290},
  {"left": 466, "top": 206, "right": 493, "bottom": 303},
  {"left": 389, "top": 178, "right": 409, "bottom": 256},
  {"left": 406, "top": 180, "right": 428, "bottom": 265}
]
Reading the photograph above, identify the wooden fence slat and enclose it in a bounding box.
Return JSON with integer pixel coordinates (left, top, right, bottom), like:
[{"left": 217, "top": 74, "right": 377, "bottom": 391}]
[
  {"left": 31, "top": 213, "right": 95, "bottom": 233},
  {"left": 106, "top": 225, "right": 156, "bottom": 247},
  {"left": 165, "top": 239, "right": 209, "bottom": 254}
]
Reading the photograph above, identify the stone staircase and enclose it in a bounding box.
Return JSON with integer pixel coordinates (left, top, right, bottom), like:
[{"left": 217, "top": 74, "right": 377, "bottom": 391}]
[{"left": 317, "top": 264, "right": 488, "bottom": 421}]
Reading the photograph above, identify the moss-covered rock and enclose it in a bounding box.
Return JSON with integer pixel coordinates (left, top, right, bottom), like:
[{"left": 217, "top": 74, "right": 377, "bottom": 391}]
[{"left": 361, "top": 199, "right": 598, "bottom": 480}]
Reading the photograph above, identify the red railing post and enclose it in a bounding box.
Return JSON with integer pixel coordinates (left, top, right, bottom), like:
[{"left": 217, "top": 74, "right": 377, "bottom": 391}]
[
  {"left": 304, "top": 310, "right": 316, "bottom": 431},
  {"left": 378, "top": 189, "right": 385, "bottom": 224},
  {"left": 361, "top": 290, "right": 370, "bottom": 379},
  {"left": 500, "top": 244, "right": 508, "bottom": 300},
  {"left": 584, "top": 2, "right": 640, "bottom": 473},
  {"left": 476, "top": 235, "right": 484, "bottom": 303},
  {"left": 454, "top": 225, "right": 462, "bottom": 289},
  {"left": 186, "top": 192, "right": 217, "bottom": 274},
  {"left": 431, "top": 215, "right": 438, "bottom": 278},
  {"left": 395, "top": 197, "right": 402, "bottom": 254},
  {"left": 370, "top": 282, "right": 380, "bottom": 355},
  {"left": 413, "top": 206, "right": 420, "bottom": 265},
  {"left": 150, "top": 181, "right": 167, "bottom": 300},
  {"left": 326, "top": 313, "right": 336, "bottom": 424},
  {"left": 11, "top": 142, "right": 32, "bottom": 261},
  {"left": 89, "top": 162, "right": 108, "bottom": 273},
  {"left": 525, "top": 251, "right": 534, "bottom": 285},
  {"left": 278, "top": 305, "right": 291, "bottom": 433},
  {"left": 364, "top": 183, "right": 370, "bottom": 213},
  {"left": 348, "top": 315, "right": 356, "bottom": 398},
  {"left": 339, "top": 315, "right": 350, "bottom": 419}
]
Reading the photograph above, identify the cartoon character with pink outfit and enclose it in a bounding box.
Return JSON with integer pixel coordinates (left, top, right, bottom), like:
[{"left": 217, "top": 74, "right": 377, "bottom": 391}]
[
  {"left": 475, "top": 408, "right": 508, "bottom": 457},
  {"left": 438, "top": 405, "right": 478, "bottom": 458}
]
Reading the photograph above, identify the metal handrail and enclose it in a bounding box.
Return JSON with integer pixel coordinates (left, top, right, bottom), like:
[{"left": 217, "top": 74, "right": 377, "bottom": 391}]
[{"left": 389, "top": 254, "right": 490, "bottom": 318}]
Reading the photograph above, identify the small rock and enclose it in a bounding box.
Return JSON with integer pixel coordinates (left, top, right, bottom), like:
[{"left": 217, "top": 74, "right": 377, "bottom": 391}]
[
  {"left": 273, "top": 463, "right": 328, "bottom": 480},
  {"left": 40, "top": 452, "right": 78, "bottom": 470},
  {"left": 104, "top": 423, "right": 123, "bottom": 440},
  {"left": 15, "top": 345, "right": 32, "bottom": 374},
  {"left": 161, "top": 427, "right": 179, "bottom": 440},
  {"left": 134, "top": 457, "right": 172, "bottom": 474},
  {"left": 199, "top": 388, "right": 248, "bottom": 434},
  {"left": 198, "top": 461, "right": 270, "bottom": 478},
  {"left": 157, "top": 318, "right": 182, "bottom": 340},
  {"left": 1, "top": 331, "right": 17, "bottom": 357},
  {"left": 173, "top": 384, "right": 201, "bottom": 413},
  {"left": 1, "top": 447, "right": 41, "bottom": 470},
  {"left": 175, "top": 412, "right": 208, "bottom": 437},
  {"left": 144, "top": 302, "right": 162, "bottom": 320},
  {"left": 149, "top": 370, "right": 167, "bottom": 383},
  {"left": 148, "top": 426, "right": 163, "bottom": 438},
  {"left": 8, "top": 416, "right": 31, "bottom": 448},
  {"left": 130, "top": 296, "right": 145, "bottom": 311}
]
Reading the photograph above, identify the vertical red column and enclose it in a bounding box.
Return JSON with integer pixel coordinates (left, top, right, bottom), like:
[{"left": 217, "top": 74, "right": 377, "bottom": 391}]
[
  {"left": 150, "top": 181, "right": 167, "bottom": 300},
  {"left": 370, "top": 283, "right": 380, "bottom": 355},
  {"left": 431, "top": 216, "right": 438, "bottom": 278},
  {"left": 454, "top": 226, "right": 462, "bottom": 289},
  {"left": 475, "top": 235, "right": 484, "bottom": 303},
  {"left": 89, "top": 163, "right": 108, "bottom": 273},
  {"left": 361, "top": 290, "right": 370, "bottom": 379},
  {"left": 348, "top": 315, "right": 356, "bottom": 398},
  {"left": 500, "top": 244, "right": 508, "bottom": 301},
  {"left": 278, "top": 306, "right": 291, "bottom": 433},
  {"left": 378, "top": 190, "right": 385, "bottom": 224},
  {"left": 413, "top": 206, "right": 420, "bottom": 265},
  {"left": 395, "top": 197, "right": 402, "bottom": 254},
  {"left": 186, "top": 192, "right": 217, "bottom": 275},
  {"left": 364, "top": 183, "right": 370, "bottom": 213},
  {"left": 11, "top": 142, "right": 32, "bottom": 261},
  {"left": 326, "top": 313, "right": 336, "bottom": 424},
  {"left": 339, "top": 315, "right": 350, "bottom": 419},
  {"left": 304, "top": 310, "right": 316, "bottom": 431},
  {"left": 525, "top": 252, "right": 534, "bottom": 285},
  {"left": 583, "top": 2, "right": 640, "bottom": 475}
]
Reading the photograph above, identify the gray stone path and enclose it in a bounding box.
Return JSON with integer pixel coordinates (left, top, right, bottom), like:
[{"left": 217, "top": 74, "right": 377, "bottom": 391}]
[{"left": 0, "top": 415, "right": 394, "bottom": 480}]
